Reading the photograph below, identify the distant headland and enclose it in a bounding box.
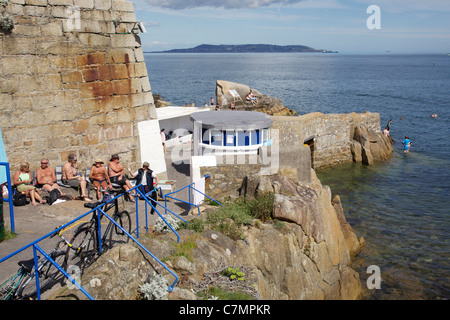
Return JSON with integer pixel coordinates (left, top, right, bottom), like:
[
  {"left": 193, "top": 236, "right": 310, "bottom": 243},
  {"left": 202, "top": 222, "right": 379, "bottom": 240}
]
[{"left": 148, "top": 44, "right": 337, "bottom": 54}]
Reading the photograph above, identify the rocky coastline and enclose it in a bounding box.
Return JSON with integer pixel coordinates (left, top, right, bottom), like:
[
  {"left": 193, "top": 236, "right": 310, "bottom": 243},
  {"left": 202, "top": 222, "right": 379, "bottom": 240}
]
[
  {"left": 49, "top": 84, "right": 393, "bottom": 301},
  {"left": 50, "top": 168, "right": 364, "bottom": 300}
]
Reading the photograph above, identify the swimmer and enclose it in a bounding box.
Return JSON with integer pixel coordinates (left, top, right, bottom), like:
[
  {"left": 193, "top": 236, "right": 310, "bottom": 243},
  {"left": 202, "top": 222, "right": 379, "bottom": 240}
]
[
  {"left": 431, "top": 114, "right": 438, "bottom": 118},
  {"left": 402, "top": 136, "right": 412, "bottom": 154}
]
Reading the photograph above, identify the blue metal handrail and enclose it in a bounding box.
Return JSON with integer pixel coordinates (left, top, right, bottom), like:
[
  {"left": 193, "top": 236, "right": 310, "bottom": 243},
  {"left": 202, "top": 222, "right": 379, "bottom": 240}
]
[
  {"left": 0, "top": 207, "right": 96, "bottom": 300},
  {"left": 1, "top": 162, "right": 15, "bottom": 233},
  {"left": 163, "top": 175, "right": 222, "bottom": 216},
  {"left": 135, "top": 187, "right": 181, "bottom": 243},
  {"left": 0, "top": 186, "right": 179, "bottom": 298},
  {"left": 141, "top": 188, "right": 188, "bottom": 231},
  {"left": 97, "top": 207, "right": 178, "bottom": 291},
  {"left": 87, "top": 185, "right": 180, "bottom": 288},
  {"left": 33, "top": 244, "right": 93, "bottom": 300}
]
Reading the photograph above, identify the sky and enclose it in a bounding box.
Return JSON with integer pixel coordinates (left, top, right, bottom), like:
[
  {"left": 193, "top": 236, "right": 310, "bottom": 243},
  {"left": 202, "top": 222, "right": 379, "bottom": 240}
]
[{"left": 130, "top": 0, "right": 450, "bottom": 54}]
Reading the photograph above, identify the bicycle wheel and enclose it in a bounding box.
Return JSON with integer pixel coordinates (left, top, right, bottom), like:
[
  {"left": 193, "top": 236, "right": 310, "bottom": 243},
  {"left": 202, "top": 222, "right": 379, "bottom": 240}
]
[
  {"left": 106, "top": 210, "right": 131, "bottom": 250},
  {"left": 0, "top": 269, "right": 27, "bottom": 300},
  {"left": 65, "top": 227, "right": 97, "bottom": 274},
  {"left": 18, "top": 250, "right": 67, "bottom": 299}
]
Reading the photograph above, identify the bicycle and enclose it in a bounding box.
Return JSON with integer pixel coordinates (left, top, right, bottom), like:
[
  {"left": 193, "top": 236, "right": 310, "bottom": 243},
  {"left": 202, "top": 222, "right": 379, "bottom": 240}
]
[
  {"left": 0, "top": 231, "right": 69, "bottom": 300},
  {"left": 64, "top": 189, "right": 132, "bottom": 274}
]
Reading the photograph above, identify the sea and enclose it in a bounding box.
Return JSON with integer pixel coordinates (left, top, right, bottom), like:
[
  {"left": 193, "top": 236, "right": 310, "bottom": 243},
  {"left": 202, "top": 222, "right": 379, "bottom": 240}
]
[{"left": 145, "top": 53, "right": 450, "bottom": 300}]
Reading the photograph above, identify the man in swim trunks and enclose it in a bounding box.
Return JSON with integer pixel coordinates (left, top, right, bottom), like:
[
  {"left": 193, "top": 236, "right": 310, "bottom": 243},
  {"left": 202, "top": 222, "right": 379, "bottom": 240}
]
[
  {"left": 108, "top": 154, "right": 135, "bottom": 202},
  {"left": 89, "top": 158, "right": 112, "bottom": 200},
  {"left": 402, "top": 136, "right": 412, "bottom": 154},
  {"left": 62, "top": 153, "right": 91, "bottom": 201},
  {"left": 36, "top": 158, "right": 62, "bottom": 194}
]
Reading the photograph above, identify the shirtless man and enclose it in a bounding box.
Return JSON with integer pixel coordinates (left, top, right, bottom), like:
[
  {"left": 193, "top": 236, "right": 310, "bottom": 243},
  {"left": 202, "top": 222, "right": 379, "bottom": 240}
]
[
  {"left": 62, "top": 153, "right": 91, "bottom": 201},
  {"left": 108, "top": 154, "right": 135, "bottom": 202},
  {"left": 36, "top": 158, "right": 62, "bottom": 194},
  {"left": 89, "top": 158, "right": 112, "bottom": 200}
]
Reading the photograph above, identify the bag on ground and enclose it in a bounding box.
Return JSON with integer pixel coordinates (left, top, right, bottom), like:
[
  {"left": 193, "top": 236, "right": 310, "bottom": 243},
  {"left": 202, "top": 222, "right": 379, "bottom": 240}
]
[
  {"left": 47, "top": 189, "right": 61, "bottom": 205},
  {"left": 13, "top": 192, "right": 28, "bottom": 206}
]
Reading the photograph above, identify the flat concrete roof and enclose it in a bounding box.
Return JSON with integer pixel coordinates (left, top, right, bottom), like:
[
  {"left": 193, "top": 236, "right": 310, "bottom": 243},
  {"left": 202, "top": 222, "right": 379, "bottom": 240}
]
[
  {"left": 156, "top": 106, "right": 210, "bottom": 120},
  {"left": 190, "top": 111, "right": 272, "bottom": 130}
]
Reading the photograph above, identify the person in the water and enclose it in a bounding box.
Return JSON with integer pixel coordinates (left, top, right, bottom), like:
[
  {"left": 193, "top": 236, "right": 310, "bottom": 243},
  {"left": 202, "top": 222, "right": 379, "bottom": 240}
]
[{"left": 402, "top": 136, "right": 412, "bottom": 154}]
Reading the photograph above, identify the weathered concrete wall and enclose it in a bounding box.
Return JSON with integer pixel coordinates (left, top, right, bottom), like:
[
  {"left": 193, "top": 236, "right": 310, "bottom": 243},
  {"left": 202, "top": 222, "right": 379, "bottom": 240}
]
[
  {"left": 272, "top": 112, "right": 390, "bottom": 169},
  {"left": 0, "top": 0, "right": 162, "bottom": 173},
  {"left": 200, "top": 162, "right": 262, "bottom": 200},
  {"left": 198, "top": 140, "right": 311, "bottom": 200},
  {"left": 196, "top": 111, "right": 390, "bottom": 199}
]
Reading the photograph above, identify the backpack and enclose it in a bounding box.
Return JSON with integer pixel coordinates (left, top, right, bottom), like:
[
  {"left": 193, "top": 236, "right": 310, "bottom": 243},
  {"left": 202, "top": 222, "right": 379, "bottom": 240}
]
[
  {"left": 13, "top": 192, "right": 28, "bottom": 206},
  {"left": 47, "top": 189, "right": 61, "bottom": 205}
]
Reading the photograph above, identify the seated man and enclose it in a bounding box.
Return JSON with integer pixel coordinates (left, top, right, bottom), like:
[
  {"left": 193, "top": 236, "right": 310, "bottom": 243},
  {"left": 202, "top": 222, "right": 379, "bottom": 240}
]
[
  {"left": 108, "top": 154, "right": 135, "bottom": 202},
  {"left": 130, "top": 161, "right": 159, "bottom": 213},
  {"left": 36, "top": 158, "right": 63, "bottom": 194},
  {"left": 62, "top": 153, "right": 91, "bottom": 201},
  {"left": 89, "top": 158, "right": 112, "bottom": 200}
]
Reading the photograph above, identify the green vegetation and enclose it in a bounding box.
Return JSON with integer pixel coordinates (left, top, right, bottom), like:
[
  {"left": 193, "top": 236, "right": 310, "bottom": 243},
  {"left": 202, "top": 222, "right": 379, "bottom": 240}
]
[
  {"left": 162, "top": 234, "right": 199, "bottom": 262},
  {"left": 204, "top": 198, "right": 221, "bottom": 206},
  {"left": 170, "top": 234, "right": 199, "bottom": 262},
  {"left": 187, "top": 192, "right": 275, "bottom": 240},
  {"left": 0, "top": 0, "right": 14, "bottom": 34},
  {"left": 222, "top": 266, "right": 246, "bottom": 281},
  {"left": 0, "top": 228, "right": 16, "bottom": 242}
]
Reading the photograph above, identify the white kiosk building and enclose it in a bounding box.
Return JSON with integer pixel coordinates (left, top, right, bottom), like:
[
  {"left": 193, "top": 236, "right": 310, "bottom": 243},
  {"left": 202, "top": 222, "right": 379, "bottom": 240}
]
[{"left": 190, "top": 111, "right": 272, "bottom": 156}]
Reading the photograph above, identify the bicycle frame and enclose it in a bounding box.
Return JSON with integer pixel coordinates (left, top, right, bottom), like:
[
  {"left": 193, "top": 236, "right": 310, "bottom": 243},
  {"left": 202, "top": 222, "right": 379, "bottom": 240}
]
[{"left": 84, "top": 192, "right": 124, "bottom": 255}]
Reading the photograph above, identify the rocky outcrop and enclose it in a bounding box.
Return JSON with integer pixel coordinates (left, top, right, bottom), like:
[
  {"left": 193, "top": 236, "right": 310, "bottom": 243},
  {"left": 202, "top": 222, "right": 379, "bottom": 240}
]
[
  {"left": 240, "top": 169, "right": 363, "bottom": 299},
  {"left": 215, "top": 80, "right": 297, "bottom": 116},
  {"left": 153, "top": 94, "right": 171, "bottom": 108},
  {"left": 350, "top": 123, "right": 393, "bottom": 165},
  {"left": 56, "top": 168, "right": 363, "bottom": 300}
]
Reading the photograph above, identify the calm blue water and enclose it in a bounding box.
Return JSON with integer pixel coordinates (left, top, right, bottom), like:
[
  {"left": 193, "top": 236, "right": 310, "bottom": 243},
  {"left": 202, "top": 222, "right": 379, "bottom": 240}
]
[{"left": 145, "top": 53, "right": 450, "bottom": 299}]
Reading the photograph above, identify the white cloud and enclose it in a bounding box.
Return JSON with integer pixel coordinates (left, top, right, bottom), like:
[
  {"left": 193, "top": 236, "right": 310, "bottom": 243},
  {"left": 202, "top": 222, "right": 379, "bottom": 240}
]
[
  {"left": 354, "top": 0, "right": 450, "bottom": 13},
  {"left": 143, "top": 0, "right": 308, "bottom": 10}
]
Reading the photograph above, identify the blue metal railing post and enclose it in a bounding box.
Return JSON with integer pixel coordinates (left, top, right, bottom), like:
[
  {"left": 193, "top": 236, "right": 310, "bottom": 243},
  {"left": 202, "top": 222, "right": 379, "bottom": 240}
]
[
  {"left": 189, "top": 185, "right": 223, "bottom": 207},
  {"left": 188, "top": 185, "right": 191, "bottom": 213},
  {"left": 34, "top": 244, "right": 94, "bottom": 300},
  {"left": 98, "top": 208, "right": 179, "bottom": 291},
  {"left": 162, "top": 176, "right": 221, "bottom": 217},
  {"left": 136, "top": 188, "right": 180, "bottom": 243},
  {"left": 96, "top": 208, "right": 102, "bottom": 254},
  {"left": 1, "top": 162, "right": 15, "bottom": 233},
  {"left": 135, "top": 194, "right": 139, "bottom": 239},
  {"left": 32, "top": 244, "right": 41, "bottom": 300}
]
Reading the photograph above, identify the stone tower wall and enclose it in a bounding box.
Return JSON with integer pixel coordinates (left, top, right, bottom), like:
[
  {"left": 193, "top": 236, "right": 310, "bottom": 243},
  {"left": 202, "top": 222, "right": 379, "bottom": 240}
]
[{"left": 0, "top": 0, "right": 161, "bottom": 173}]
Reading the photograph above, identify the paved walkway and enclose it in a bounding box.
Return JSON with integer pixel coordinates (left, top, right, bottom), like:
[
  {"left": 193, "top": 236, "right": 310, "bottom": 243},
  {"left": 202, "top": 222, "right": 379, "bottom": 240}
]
[{"left": 0, "top": 144, "right": 193, "bottom": 296}]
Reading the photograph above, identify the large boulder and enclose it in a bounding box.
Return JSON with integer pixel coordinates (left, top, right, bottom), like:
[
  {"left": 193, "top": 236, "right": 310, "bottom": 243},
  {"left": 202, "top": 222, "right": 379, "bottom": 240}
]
[
  {"left": 351, "top": 124, "right": 393, "bottom": 165},
  {"left": 215, "top": 80, "right": 297, "bottom": 116}
]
